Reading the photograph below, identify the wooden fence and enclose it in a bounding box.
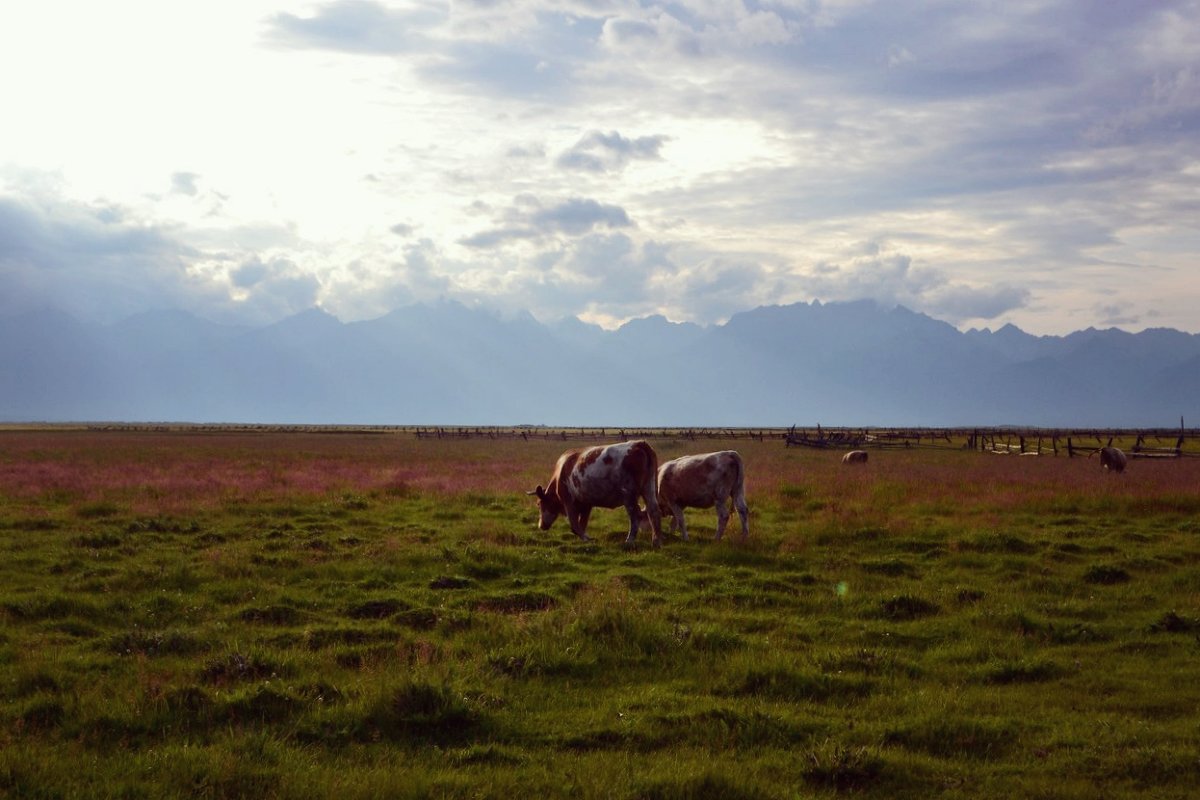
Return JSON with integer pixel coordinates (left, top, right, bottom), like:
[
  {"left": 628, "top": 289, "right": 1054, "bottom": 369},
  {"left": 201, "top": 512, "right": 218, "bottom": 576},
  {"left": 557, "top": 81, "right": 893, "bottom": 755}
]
[
  {"left": 48, "top": 422, "right": 1197, "bottom": 458},
  {"left": 784, "top": 424, "right": 1198, "bottom": 458}
]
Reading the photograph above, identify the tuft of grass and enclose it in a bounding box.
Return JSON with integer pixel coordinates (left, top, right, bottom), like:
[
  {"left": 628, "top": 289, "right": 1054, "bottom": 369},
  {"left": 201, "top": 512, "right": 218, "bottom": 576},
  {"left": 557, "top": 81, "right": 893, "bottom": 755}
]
[
  {"left": 978, "top": 657, "right": 1067, "bottom": 685},
  {"left": 429, "top": 575, "right": 473, "bottom": 590},
  {"left": 360, "top": 680, "right": 488, "bottom": 744},
  {"left": 200, "top": 652, "right": 285, "bottom": 686},
  {"left": 475, "top": 591, "right": 558, "bottom": 614},
  {"left": 238, "top": 604, "right": 306, "bottom": 625},
  {"left": 802, "top": 741, "right": 885, "bottom": 792},
  {"left": 108, "top": 628, "right": 208, "bottom": 657},
  {"left": 1083, "top": 564, "right": 1132, "bottom": 585},
  {"left": 886, "top": 716, "right": 1017, "bottom": 760},
  {"left": 635, "top": 772, "right": 774, "bottom": 800},
  {"left": 723, "top": 664, "right": 874, "bottom": 703},
  {"left": 861, "top": 558, "right": 919, "bottom": 577},
  {"left": 1149, "top": 610, "right": 1200, "bottom": 633},
  {"left": 879, "top": 594, "right": 940, "bottom": 620},
  {"left": 346, "top": 598, "right": 410, "bottom": 619}
]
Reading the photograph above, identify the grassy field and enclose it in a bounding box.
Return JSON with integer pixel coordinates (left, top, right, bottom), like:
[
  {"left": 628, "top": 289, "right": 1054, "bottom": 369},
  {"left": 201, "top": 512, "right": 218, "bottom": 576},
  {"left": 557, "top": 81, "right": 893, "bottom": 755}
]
[{"left": 2, "top": 429, "right": 1199, "bottom": 798}]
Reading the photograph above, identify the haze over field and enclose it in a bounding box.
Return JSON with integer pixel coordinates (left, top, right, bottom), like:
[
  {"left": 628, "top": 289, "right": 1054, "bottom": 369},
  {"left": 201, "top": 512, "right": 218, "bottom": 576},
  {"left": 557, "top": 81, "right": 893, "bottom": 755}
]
[
  {"left": 4, "top": 300, "right": 1199, "bottom": 426},
  {"left": 2, "top": 1, "right": 1199, "bottom": 339}
]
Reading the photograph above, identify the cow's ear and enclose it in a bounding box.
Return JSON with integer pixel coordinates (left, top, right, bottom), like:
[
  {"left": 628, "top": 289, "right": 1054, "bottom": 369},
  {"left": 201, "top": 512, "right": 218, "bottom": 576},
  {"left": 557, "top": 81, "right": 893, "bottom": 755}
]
[{"left": 526, "top": 485, "right": 546, "bottom": 499}]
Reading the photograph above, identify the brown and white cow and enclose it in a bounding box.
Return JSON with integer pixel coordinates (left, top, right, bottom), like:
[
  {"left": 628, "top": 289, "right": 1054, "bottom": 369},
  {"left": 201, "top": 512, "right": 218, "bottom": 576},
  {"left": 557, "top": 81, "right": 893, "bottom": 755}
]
[
  {"left": 528, "top": 440, "right": 663, "bottom": 546},
  {"left": 655, "top": 450, "right": 748, "bottom": 541},
  {"left": 842, "top": 450, "right": 869, "bottom": 465}
]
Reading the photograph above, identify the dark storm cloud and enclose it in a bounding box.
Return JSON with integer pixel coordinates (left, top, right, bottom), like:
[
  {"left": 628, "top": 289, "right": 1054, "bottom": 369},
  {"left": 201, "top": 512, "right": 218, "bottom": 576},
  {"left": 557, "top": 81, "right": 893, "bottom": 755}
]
[{"left": 556, "top": 130, "right": 667, "bottom": 172}]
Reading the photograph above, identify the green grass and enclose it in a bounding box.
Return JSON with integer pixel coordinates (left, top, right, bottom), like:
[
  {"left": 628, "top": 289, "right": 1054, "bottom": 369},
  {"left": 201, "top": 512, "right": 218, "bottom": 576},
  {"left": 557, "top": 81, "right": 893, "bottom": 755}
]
[{"left": 1, "top": 430, "right": 1199, "bottom": 798}]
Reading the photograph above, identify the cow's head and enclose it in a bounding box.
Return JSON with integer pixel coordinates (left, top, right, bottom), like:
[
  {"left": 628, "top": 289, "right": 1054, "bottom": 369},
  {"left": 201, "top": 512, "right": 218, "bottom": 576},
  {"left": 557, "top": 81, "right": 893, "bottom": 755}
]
[{"left": 526, "top": 485, "right": 563, "bottom": 530}]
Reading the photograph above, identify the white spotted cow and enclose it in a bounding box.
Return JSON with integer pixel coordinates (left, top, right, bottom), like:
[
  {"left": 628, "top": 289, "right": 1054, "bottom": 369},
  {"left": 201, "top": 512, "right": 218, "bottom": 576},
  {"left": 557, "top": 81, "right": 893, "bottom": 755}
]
[
  {"left": 842, "top": 450, "right": 869, "bottom": 465},
  {"left": 656, "top": 450, "right": 749, "bottom": 541},
  {"left": 528, "top": 440, "right": 663, "bottom": 546}
]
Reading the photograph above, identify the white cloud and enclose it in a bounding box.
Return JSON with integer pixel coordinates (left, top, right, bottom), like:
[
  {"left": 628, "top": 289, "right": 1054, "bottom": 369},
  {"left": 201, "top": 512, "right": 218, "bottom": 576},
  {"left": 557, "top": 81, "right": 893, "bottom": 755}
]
[{"left": 556, "top": 130, "right": 668, "bottom": 172}]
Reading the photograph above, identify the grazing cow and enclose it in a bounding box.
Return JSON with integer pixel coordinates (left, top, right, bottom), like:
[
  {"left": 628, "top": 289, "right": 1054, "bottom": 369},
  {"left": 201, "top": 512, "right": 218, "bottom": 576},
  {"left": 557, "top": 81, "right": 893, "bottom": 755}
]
[
  {"left": 1098, "top": 446, "right": 1127, "bottom": 474},
  {"left": 655, "top": 450, "right": 749, "bottom": 541},
  {"left": 842, "top": 450, "right": 869, "bottom": 465},
  {"left": 528, "top": 440, "right": 663, "bottom": 546}
]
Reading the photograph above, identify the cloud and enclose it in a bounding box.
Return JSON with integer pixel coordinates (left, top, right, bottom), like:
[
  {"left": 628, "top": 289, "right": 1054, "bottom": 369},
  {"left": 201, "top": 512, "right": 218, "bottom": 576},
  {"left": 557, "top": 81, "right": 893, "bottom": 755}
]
[
  {"left": 461, "top": 195, "right": 633, "bottom": 248},
  {"left": 267, "top": 1, "right": 585, "bottom": 99},
  {"left": 0, "top": 192, "right": 204, "bottom": 322},
  {"left": 266, "top": 0, "right": 441, "bottom": 55},
  {"left": 322, "top": 238, "right": 453, "bottom": 320},
  {"left": 0, "top": 185, "right": 327, "bottom": 326},
  {"left": 1094, "top": 302, "right": 1143, "bottom": 328},
  {"left": 171, "top": 172, "right": 200, "bottom": 197},
  {"left": 556, "top": 130, "right": 667, "bottom": 172},
  {"left": 229, "top": 256, "right": 321, "bottom": 318},
  {"left": 795, "top": 252, "right": 1030, "bottom": 325},
  {"left": 925, "top": 284, "right": 1032, "bottom": 325},
  {"left": 600, "top": 5, "right": 796, "bottom": 58},
  {"left": 530, "top": 197, "right": 631, "bottom": 234}
]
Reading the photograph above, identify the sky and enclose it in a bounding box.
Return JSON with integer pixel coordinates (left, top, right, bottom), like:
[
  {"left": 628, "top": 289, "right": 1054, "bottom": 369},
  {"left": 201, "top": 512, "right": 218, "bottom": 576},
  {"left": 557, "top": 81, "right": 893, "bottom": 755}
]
[{"left": 1, "top": 0, "right": 1198, "bottom": 335}]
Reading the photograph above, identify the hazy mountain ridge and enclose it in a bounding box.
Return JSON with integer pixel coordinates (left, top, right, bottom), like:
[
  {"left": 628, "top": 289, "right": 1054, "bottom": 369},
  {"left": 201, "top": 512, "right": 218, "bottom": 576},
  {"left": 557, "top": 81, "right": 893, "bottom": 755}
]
[{"left": 2, "top": 300, "right": 1198, "bottom": 426}]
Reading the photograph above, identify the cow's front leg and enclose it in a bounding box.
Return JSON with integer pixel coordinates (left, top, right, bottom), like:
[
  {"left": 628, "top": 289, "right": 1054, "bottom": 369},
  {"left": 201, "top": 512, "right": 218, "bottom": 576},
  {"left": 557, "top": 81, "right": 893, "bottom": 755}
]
[{"left": 570, "top": 507, "right": 592, "bottom": 541}]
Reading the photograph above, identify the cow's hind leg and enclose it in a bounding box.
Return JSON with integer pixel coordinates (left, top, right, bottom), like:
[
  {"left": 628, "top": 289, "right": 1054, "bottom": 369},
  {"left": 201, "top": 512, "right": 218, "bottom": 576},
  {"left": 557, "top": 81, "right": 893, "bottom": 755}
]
[
  {"left": 624, "top": 500, "right": 642, "bottom": 545},
  {"left": 714, "top": 498, "right": 730, "bottom": 541},
  {"left": 627, "top": 499, "right": 662, "bottom": 547},
  {"left": 669, "top": 502, "right": 688, "bottom": 541},
  {"left": 734, "top": 493, "right": 749, "bottom": 540}
]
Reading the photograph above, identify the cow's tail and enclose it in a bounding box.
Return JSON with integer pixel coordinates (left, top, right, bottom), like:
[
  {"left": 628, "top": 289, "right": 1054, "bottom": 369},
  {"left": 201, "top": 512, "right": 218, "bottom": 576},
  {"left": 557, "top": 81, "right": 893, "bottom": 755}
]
[{"left": 732, "top": 452, "right": 747, "bottom": 506}]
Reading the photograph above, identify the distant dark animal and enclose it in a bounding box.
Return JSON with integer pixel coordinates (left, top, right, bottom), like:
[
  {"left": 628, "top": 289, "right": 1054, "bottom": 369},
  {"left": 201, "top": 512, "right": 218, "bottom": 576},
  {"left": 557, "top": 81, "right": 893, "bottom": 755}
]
[
  {"left": 654, "top": 450, "right": 749, "bottom": 541},
  {"left": 842, "top": 450, "right": 869, "bottom": 465},
  {"left": 528, "top": 440, "right": 663, "bottom": 546},
  {"left": 1097, "top": 446, "right": 1127, "bottom": 474}
]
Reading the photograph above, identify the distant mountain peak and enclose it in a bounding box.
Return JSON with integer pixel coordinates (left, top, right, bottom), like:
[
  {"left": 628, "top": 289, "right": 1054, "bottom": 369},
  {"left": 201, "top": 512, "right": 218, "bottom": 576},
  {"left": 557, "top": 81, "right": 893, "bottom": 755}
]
[{"left": 3, "top": 301, "right": 1199, "bottom": 425}]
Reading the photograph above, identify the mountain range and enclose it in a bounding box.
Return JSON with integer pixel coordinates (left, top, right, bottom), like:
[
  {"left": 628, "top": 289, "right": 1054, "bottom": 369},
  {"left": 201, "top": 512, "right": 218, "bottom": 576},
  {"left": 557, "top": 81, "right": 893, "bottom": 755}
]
[{"left": 2, "top": 300, "right": 1198, "bottom": 427}]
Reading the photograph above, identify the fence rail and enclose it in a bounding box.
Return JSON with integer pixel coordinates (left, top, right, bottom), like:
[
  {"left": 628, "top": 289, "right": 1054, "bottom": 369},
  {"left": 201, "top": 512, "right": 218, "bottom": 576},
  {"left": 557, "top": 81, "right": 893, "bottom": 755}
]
[{"left": 9, "top": 422, "right": 1194, "bottom": 458}]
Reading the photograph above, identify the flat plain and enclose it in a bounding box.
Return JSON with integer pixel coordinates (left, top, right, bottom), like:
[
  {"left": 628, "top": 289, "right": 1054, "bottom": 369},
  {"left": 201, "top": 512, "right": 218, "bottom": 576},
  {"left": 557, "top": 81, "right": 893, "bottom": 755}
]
[{"left": 2, "top": 429, "right": 1199, "bottom": 798}]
